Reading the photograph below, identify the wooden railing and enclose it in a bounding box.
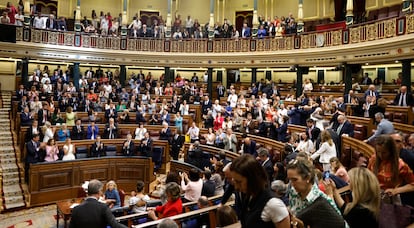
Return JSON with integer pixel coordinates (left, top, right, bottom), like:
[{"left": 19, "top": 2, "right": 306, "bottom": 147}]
[
  {"left": 14, "top": 13, "right": 414, "bottom": 53},
  {"left": 29, "top": 157, "right": 153, "bottom": 207}
]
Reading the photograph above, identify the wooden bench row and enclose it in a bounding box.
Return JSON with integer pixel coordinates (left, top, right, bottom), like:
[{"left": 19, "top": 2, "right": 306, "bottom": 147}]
[{"left": 26, "top": 138, "right": 171, "bottom": 175}]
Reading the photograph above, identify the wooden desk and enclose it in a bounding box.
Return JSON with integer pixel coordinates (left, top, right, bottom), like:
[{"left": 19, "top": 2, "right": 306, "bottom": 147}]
[{"left": 56, "top": 198, "right": 83, "bottom": 228}]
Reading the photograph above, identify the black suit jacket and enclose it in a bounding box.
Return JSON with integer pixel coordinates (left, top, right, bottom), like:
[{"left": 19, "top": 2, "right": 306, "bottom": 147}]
[
  {"left": 71, "top": 125, "right": 85, "bottom": 140},
  {"left": 123, "top": 140, "right": 135, "bottom": 156},
  {"left": 139, "top": 138, "right": 153, "bottom": 157},
  {"left": 393, "top": 92, "right": 414, "bottom": 106},
  {"left": 202, "top": 100, "right": 212, "bottom": 115},
  {"left": 26, "top": 140, "right": 40, "bottom": 164},
  {"left": 338, "top": 121, "right": 354, "bottom": 137},
  {"left": 170, "top": 135, "right": 184, "bottom": 159},
  {"left": 159, "top": 128, "right": 172, "bottom": 140},
  {"left": 104, "top": 124, "right": 118, "bottom": 139},
  {"left": 262, "top": 159, "right": 274, "bottom": 183},
  {"left": 90, "top": 142, "right": 106, "bottom": 157},
  {"left": 37, "top": 109, "right": 50, "bottom": 125},
  {"left": 306, "top": 127, "right": 321, "bottom": 143},
  {"left": 105, "top": 109, "right": 118, "bottom": 121},
  {"left": 20, "top": 112, "right": 33, "bottom": 126},
  {"left": 70, "top": 197, "right": 127, "bottom": 228},
  {"left": 25, "top": 126, "right": 42, "bottom": 142}
]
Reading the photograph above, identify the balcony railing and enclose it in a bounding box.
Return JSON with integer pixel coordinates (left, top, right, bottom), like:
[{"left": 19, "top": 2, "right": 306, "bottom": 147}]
[{"left": 15, "top": 13, "right": 414, "bottom": 53}]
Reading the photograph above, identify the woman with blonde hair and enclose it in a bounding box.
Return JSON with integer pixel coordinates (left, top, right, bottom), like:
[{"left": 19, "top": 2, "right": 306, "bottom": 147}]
[
  {"left": 325, "top": 167, "right": 380, "bottom": 228},
  {"left": 104, "top": 180, "right": 121, "bottom": 208},
  {"left": 330, "top": 157, "right": 349, "bottom": 183},
  {"left": 311, "top": 130, "right": 337, "bottom": 171}
]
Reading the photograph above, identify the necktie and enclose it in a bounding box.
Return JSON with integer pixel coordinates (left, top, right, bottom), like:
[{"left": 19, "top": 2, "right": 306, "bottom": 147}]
[{"left": 337, "top": 124, "right": 343, "bottom": 135}]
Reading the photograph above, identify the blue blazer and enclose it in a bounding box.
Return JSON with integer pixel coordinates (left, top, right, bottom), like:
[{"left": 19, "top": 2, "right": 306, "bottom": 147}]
[{"left": 86, "top": 125, "right": 99, "bottom": 139}]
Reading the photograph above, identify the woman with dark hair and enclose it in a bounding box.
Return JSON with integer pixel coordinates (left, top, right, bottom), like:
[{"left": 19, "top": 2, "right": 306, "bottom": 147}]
[
  {"left": 148, "top": 182, "right": 182, "bottom": 220},
  {"left": 273, "top": 162, "right": 287, "bottom": 182},
  {"left": 180, "top": 168, "right": 203, "bottom": 202},
  {"left": 230, "top": 154, "right": 290, "bottom": 228},
  {"left": 287, "top": 159, "right": 345, "bottom": 228},
  {"left": 368, "top": 135, "right": 414, "bottom": 197}
]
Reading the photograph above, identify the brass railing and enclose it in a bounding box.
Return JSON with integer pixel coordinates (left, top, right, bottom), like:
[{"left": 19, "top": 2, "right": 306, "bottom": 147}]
[{"left": 15, "top": 13, "right": 414, "bottom": 53}]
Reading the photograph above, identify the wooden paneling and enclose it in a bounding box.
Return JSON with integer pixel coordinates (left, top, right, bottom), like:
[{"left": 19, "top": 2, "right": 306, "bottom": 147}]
[{"left": 29, "top": 157, "right": 153, "bottom": 207}]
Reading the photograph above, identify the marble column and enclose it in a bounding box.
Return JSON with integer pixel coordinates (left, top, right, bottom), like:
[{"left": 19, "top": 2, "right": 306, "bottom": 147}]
[
  {"left": 21, "top": 58, "right": 29, "bottom": 88},
  {"left": 120, "top": 65, "right": 126, "bottom": 86},
  {"left": 402, "top": 59, "right": 412, "bottom": 92},
  {"left": 297, "top": 0, "right": 304, "bottom": 33},
  {"left": 207, "top": 68, "right": 213, "bottom": 97},
  {"left": 344, "top": 64, "right": 352, "bottom": 94},
  {"left": 73, "top": 63, "right": 80, "bottom": 90},
  {"left": 402, "top": 0, "right": 412, "bottom": 14},
  {"left": 252, "top": 68, "right": 257, "bottom": 83},
  {"left": 296, "top": 67, "right": 303, "bottom": 98},
  {"left": 346, "top": 0, "right": 354, "bottom": 26}
]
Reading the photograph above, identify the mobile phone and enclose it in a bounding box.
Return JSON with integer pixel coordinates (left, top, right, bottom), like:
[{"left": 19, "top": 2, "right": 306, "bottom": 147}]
[{"left": 323, "top": 171, "right": 330, "bottom": 181}]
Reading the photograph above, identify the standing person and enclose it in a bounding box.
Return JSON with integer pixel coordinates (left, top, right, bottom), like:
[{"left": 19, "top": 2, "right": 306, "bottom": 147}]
[
  {"left": 180, "top": 168, "right": 203, "bottom": 202},
  {"left": 122, "top": 133, "right": 135, "bottom": 156},
  {"left": 62, "top": 138, "right": 76, "bottom": 161},
  {"left": 90, "top": 136, "right": 106, "bottom": 157},
  {"left": 44, "top": 139, "right": 59, "bottom": 162},
  {"left": 230, "top": 154, "right": 290, "bottom": 228},
  {"left": 324, "top": 167, "right": 380, "bottom": 228},
  {"left": 70, "top": 179, "right": 128, "bottom": 228},
  {"left": 26, "top": 134, "right": 42, "bottom": 183},
  {"left": 310, "top": 130, "right": 337, "bottom": 172},
  {"left": 129, "top": 180, "right": 150, "bottom": 213},
  {"left": 170, "top": 132, "right": 184, "bottom": 160}
]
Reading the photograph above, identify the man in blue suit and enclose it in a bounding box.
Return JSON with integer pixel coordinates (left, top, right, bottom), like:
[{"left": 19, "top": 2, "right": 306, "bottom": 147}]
[
  {"left": 239, "top": 134, "right": 257, "bottom": 157},
  {"left": 335, "top": 115, "right": 354, "bottom": 137},
  {"left": 241, "top": 23, "right": 251, "bottom": 38},
  {"left": 364, "top": 84, "right": 380, "bottom": 99},
  {"left": 364, "top": 112, "right": 394, "bottom": 143},
  {"left": 86, "top": 121, "right": 99, "bottom": 140}
]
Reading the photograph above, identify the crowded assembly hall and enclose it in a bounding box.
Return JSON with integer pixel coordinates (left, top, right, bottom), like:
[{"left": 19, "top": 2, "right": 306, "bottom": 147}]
[{"left": 0, "top": 0, "right": 414, "bottom": 227}]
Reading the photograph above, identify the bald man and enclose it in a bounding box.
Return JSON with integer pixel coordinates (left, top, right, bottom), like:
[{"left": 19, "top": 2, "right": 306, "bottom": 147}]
[{"left": 393, "top": 86, "right": 413, "bottom": 106}]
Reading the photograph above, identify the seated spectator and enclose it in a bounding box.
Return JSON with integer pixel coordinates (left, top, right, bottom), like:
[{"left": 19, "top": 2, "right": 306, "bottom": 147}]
[
  {"left": 148, "top": 182, "right": 182, "bottom": 220},
  {"left": 21, "top": 107, "right": 34, "bottom": 126},
  {"left": 104, "top": 180, "right": 121, "bottom": 209},
  {"left": 216, "top": 205, "right": 238, "bottom": 227},
  {"left": 129, "top": 180, "right": 150, "bottom": 213},
  {"left": 89, "top": 136, "right": 106, "bottom": 157},
  {"left": 180, "top": 168, "right": 203, "bottom": 203},
  {"left": 271, "top": 180, "right": 289, "bottom": 206},
  {"left": 329, "top": 157, "right": 349, "bottom": 183},
  {"left": 201, "top": 169, "right": 216, "bottom": 197}
]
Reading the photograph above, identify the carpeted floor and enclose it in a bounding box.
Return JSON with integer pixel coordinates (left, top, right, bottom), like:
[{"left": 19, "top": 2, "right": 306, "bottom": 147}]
[{"left": 0, "top": 205, "right": 61, "bottom": 228}]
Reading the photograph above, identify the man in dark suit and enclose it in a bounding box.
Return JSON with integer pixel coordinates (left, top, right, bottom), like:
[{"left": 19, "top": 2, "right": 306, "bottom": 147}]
[
  {"left": 139, "top": 132, "right": 153, "bottom": 157},
  {"left": 70, "top": 179, "right": 127, "bottom": 228},
  {"left": 241, "top": 23, "right": 251, "bottom": 38},
  {"left": 17, "top": 95, "right": 29, "bottom": 113},
  {"left": 21, "top": 107, "right": 33, "bottom": 126},
  {"left": 159, "top": 122, "right": 172, "bottom": 141},
  {"left": 122, "top": 134, "right": 135, "bottom": 156},
  {"left": 25, "top": 120, "right": 42, "bottom": 142},
  {"left": 46, "top": 14, "right": 57, "bottom": 30},
  {"left": 305, "top": 118, "right": 321, "bottom": 143},
  {"left": 186, "top": 141, "right": 204, "bottom": 169},
  {"left": 361, "top": 73, "right": 372, "bottom": 85},
  {"left": 105, "top": 103, "right": 118, "bottom": 123},
  {"left": 71, "top": 119, "right": 85, "bottom": 140},
  {"left": 135, "top": 108, "right": 146, "bottom": 124},
  {"left": 170, "top": 132, "right": 184, "bottom": 160},
  {"left": 38, "top": 103, "right": 50, "bottom": 126},
  {"left": 257, "top": 148, "right": 274, "bottom": 184},
  {"left": 393, "top": 86, "right": 414, "bottom": 107},
  {"left": 160, "top": 110, "right": 171, "bottom": 125},
  {"left": 255, "top": 116, "right": 268, "bottom": 137},
  {"left": 104, "top": 118, "right": 118, "bottom": 139},
  {"left": 25, "top": 134, "right": 41, "bottom": 183},
  {"left": 239, "top": 135, "right": 257, "bottom": 157},
  {"left": 16, "top": 84, "right": 27, "bottom": 100},
  {"left": 89, "top": 136, "right": 106, "bottom": 157},
  {"left": 335, "top": 115, "right": 354, "bottom": 137},
  {"left": 201, "top": 95, "right": 212, "bottom": 115},
  {"left": 364, "top": 84, "right": 380, "bottom": 99}
]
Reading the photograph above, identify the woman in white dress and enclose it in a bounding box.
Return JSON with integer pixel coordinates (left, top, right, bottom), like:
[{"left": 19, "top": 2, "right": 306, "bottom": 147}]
[
  {"left": 179, "top": 100, "right": 189, "bottom": 115},
  {"left": 296, "top": 133, "right": 314, "bottom": 155},
  {"left": 135, "top": 123, "right": 147, "bottom": 140},
  {"left": 62, "top": 138, "right": 76, "bottom": 161},
  {"left": 42, "top": 121, "right": 55, "bottom": 143}
]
